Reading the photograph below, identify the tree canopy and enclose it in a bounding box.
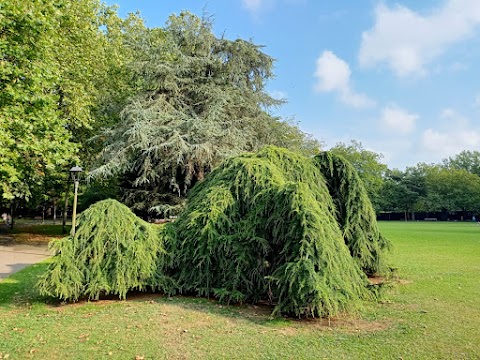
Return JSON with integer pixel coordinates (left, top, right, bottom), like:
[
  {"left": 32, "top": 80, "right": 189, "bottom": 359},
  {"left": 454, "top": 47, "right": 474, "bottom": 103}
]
[
  {"left": 443, "top": 150, "right": 480, "bottom": 177},
  {"left": 1, "top": 0, "right": 74, "bottom": 200},
  {"left": 378, "top": 166, "right": 427, "bottom": 219},
  {"left": 92, "top": 12, "right": 320, "bottom": 215},
  {"left": 424, "top": 166, "right": 480, "bottom": 213},
  {"left": 0, "top": 0, "right": 143, "bottom": 204}
]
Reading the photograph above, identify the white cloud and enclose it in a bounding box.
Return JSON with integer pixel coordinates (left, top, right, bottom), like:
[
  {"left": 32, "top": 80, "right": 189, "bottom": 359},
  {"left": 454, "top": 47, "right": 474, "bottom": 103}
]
[
  {"left": 421, "top": 109, "right": 480, "bottom": 158},
  {"left": 242, "top": 0, "right": 263, "bottom": 12},
  {"left": 359, "top": 1, "right": 480, "bottom": 76},
  {"left": 422, "top": 129, "right": 480, "bottom": 157},
  {"left": 340, "top": 89, "right": 376, "bottom": 109},
  {"left": 314, "top": 51, "right": 350, "bottom": 92},
  {"left": 314, "top": 51, "right": 375, "bottom": 108},
  {"left": 269, "top": 90, "right": 287, "bottom": 100},
  {"left": 473, "top": 94, "right": 480, "bottom": 108},
  {"left": 380, "top": 105, "right": 418, "bottom": 134},
  {"left": 242, "top": 0, "right": 304, "bottom": 15}
]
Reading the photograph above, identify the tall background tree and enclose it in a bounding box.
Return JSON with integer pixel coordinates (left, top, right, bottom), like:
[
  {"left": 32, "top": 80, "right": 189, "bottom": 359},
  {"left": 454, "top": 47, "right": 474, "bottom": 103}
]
[
  {"left": 378, "top": 166, "right": 427, "bottom": 220},
  {"left": 424, "top": 166, "right": 480, "bottom": 217},
  {"left": 442, "top": 150, "right": 480, "bottom": 177},
  {"left": 1, "top": 0, "right": 73, "bottom": 201},
  {"left": 92, "top": 12, "right": 320, "bottom": 215},
  {"left": 0, "top": 0, "right": 144, "bottom": 216}
]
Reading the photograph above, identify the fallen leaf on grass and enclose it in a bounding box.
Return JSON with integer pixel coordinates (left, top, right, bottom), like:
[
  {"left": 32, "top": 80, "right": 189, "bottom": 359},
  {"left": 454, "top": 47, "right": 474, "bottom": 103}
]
[
  {"left": 135, "top": 356, "right": 145, "bottom": 360},
  {"left": 79, "top": 333, "right": 90, "bottom": 342}
]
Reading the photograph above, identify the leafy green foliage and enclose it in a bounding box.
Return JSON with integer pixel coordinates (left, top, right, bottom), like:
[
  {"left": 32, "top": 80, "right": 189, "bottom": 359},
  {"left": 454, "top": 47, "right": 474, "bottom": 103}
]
[
  {"left": 0, "top": 0, "right": 143, "bottom": 209},
  {"left": 0, "top": 0, "right": 74, "bottom": 200},
  {"left": 163, "top": 146, "right": 388, "bottom": 317},
  {"left": 378, "top": 167, "right": 428, "bottom": 219},
  {"left": 442, "top": 150, "right": 480, "bottom": 176},
  {"left": 379, "top": 160, "right": 480, "bottom": 216},
  {"left": 424, "top": 165, "right": 480, "bottom": 213},
  {"left": 37, "top": 199, "right": 164, "bottom": 301}
]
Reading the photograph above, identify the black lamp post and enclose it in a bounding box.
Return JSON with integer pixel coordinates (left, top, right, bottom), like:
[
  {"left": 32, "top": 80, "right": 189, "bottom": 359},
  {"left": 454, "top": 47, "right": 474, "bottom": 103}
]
[{"left": 70, "top": 166, "right": 83, "bottom": 236}]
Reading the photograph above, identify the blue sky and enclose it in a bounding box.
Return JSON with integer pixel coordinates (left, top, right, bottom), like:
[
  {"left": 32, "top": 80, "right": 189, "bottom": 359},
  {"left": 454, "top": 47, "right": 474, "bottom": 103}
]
[{"left": 105, "top": 0, "right": 480, "bottom": 169}]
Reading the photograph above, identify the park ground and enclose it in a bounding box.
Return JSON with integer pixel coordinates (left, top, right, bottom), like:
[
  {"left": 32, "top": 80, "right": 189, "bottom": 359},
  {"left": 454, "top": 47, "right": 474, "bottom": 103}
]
[{"left": 0, "top": 221, "right": 479, "bottom": 359}]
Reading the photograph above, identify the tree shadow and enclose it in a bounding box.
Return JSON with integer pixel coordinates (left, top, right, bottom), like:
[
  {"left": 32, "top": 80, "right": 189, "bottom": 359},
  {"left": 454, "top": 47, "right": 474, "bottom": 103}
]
[
  {"left": 0, "top": 262, "right": 35, "bottom": 280},
  {"left": 0, "top": 264, "right": 374, "bottom": 330},
  {"left": 0, "top": 262, "right": 50, "bottom": 306},
  {"left": 105, "top": 290, "right": 292, "bottom": 326}
]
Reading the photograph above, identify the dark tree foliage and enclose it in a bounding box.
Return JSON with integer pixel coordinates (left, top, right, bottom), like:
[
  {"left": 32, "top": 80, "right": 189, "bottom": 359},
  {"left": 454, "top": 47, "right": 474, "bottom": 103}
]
[
  {"left": 162, "top": 146, "right": 389, "bottom": 317},
  {"left": 37, "top": 199, "right": 164, "bottom": 301},
  {"left": 378, "top": 167, "right": 428, "bottom": 220}
]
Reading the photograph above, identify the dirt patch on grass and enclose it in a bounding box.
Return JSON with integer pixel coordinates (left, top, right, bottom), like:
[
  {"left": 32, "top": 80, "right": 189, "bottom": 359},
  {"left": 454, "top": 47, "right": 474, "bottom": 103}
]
[
  {"left": 285, "top": 314, "right": 393, "bottom": 334},
  {"left": 11, "top": 233, "right": 61, "bottom": 244},
  {"left": 46, "top": 292, "right": 166, "bottom": 310},
  {"left": 368, "top": 275, "right": 386, "bottom": 285},
  {"left": 46, "top": 292, "right": 393, "bottom": 337},
  {"left": 397, "top": 279, "right": 413, "bottom": 285},
  {"left": 323, "top": 317, "right": 392, "bottom": 333}
]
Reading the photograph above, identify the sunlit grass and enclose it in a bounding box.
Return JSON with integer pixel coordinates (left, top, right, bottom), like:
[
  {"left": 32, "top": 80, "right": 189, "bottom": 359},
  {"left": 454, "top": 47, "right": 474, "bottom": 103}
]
[
  {"left": 5, "top": 223, "right": 69, "bottom": 244},
  {"left": 0, "top": 222, "right": 479, "bottom": 359}
]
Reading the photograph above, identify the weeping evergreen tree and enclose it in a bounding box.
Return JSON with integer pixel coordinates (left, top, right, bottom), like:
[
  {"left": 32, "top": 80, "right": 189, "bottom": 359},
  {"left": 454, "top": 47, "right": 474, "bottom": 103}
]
[
  {"left": 163, "top": 146, "right": 389, "bottom": 317},
  {"left": 37, "top": 199, "right": 164, "bottom": 301},
  {"left": 314, "top": 152, "right": 390, "bottom": 275}
]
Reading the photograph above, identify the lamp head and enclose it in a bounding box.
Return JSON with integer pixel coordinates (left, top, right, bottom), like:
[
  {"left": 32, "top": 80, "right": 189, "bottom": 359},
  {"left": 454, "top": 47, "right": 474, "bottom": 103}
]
[{"left": 69, "top": 166, "right": 83, "bottom": 182}]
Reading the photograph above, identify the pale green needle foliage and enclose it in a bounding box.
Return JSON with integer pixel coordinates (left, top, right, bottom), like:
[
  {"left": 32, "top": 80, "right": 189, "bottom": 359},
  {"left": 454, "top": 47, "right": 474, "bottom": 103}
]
[
  {"left": 314, "top": 152, "right": 391, "bottom": 275},
  {"left": 164, "top": 146, "right": 389, "bottom": 317},
  {"left": 37, "top": 199, "right": 165, "bottom": 301}
]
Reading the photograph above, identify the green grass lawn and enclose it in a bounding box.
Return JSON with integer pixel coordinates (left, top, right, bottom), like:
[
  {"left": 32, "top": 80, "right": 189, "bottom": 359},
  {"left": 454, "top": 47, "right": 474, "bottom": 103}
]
[
  {"left": 1, "top": 223, "right": 70, "bottom": 244},
  {"left": 1, "top": 221, "right": 479, "bottom": 359}
]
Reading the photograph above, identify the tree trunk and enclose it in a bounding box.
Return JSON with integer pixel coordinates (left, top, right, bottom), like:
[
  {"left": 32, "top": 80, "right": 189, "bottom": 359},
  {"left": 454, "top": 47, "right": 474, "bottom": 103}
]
[
  {"left": 53, "top": 199, "right": 57, "bottom": 225},
  {"left": 9, "top": 202, "right": 14, "bottom": 229},
  {"left": 63, "top": 185, "right": 69, "bottom": 234}
]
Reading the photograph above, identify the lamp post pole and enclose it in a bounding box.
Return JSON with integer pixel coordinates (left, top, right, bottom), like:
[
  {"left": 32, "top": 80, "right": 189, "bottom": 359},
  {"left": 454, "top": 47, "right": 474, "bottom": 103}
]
[{"left": 69, "top": 166, "right": 83, "bottom": 236}]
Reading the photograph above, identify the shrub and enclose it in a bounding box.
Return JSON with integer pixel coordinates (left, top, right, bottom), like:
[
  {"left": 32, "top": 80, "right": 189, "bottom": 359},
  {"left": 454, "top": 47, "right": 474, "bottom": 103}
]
[
  {"left": 163, "top": 146, "right": 390, "bottom": 317},
  {"left": 314, "top": 152, "right": 391, "bottom": 275},
  {"left": 37, "top": 199, "right": 164, "bottom": 301}
]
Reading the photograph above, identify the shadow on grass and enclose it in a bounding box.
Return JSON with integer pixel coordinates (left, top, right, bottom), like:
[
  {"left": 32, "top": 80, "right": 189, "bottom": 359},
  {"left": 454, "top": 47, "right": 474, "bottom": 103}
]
[
  {"left": 0, "top": 263, "right": 378, "bottom": 330},
  {"left": 0, "top": 262, "right": 37, "bottom": 280},
  {"left": 0, "top": 261, "right": 51, "bottom": 307},
  {"left": 148, "top": 294, "right": 279, "bottom": 325},
  {"left": 0, "top": 261, "right": 277, "bottom": 325}
]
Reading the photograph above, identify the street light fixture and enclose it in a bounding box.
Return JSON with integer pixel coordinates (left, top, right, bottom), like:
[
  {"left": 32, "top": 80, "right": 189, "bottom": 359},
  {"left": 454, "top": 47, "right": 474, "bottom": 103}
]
[{"left": 70, "top": 166, "right": 83, "bottom": 236}]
